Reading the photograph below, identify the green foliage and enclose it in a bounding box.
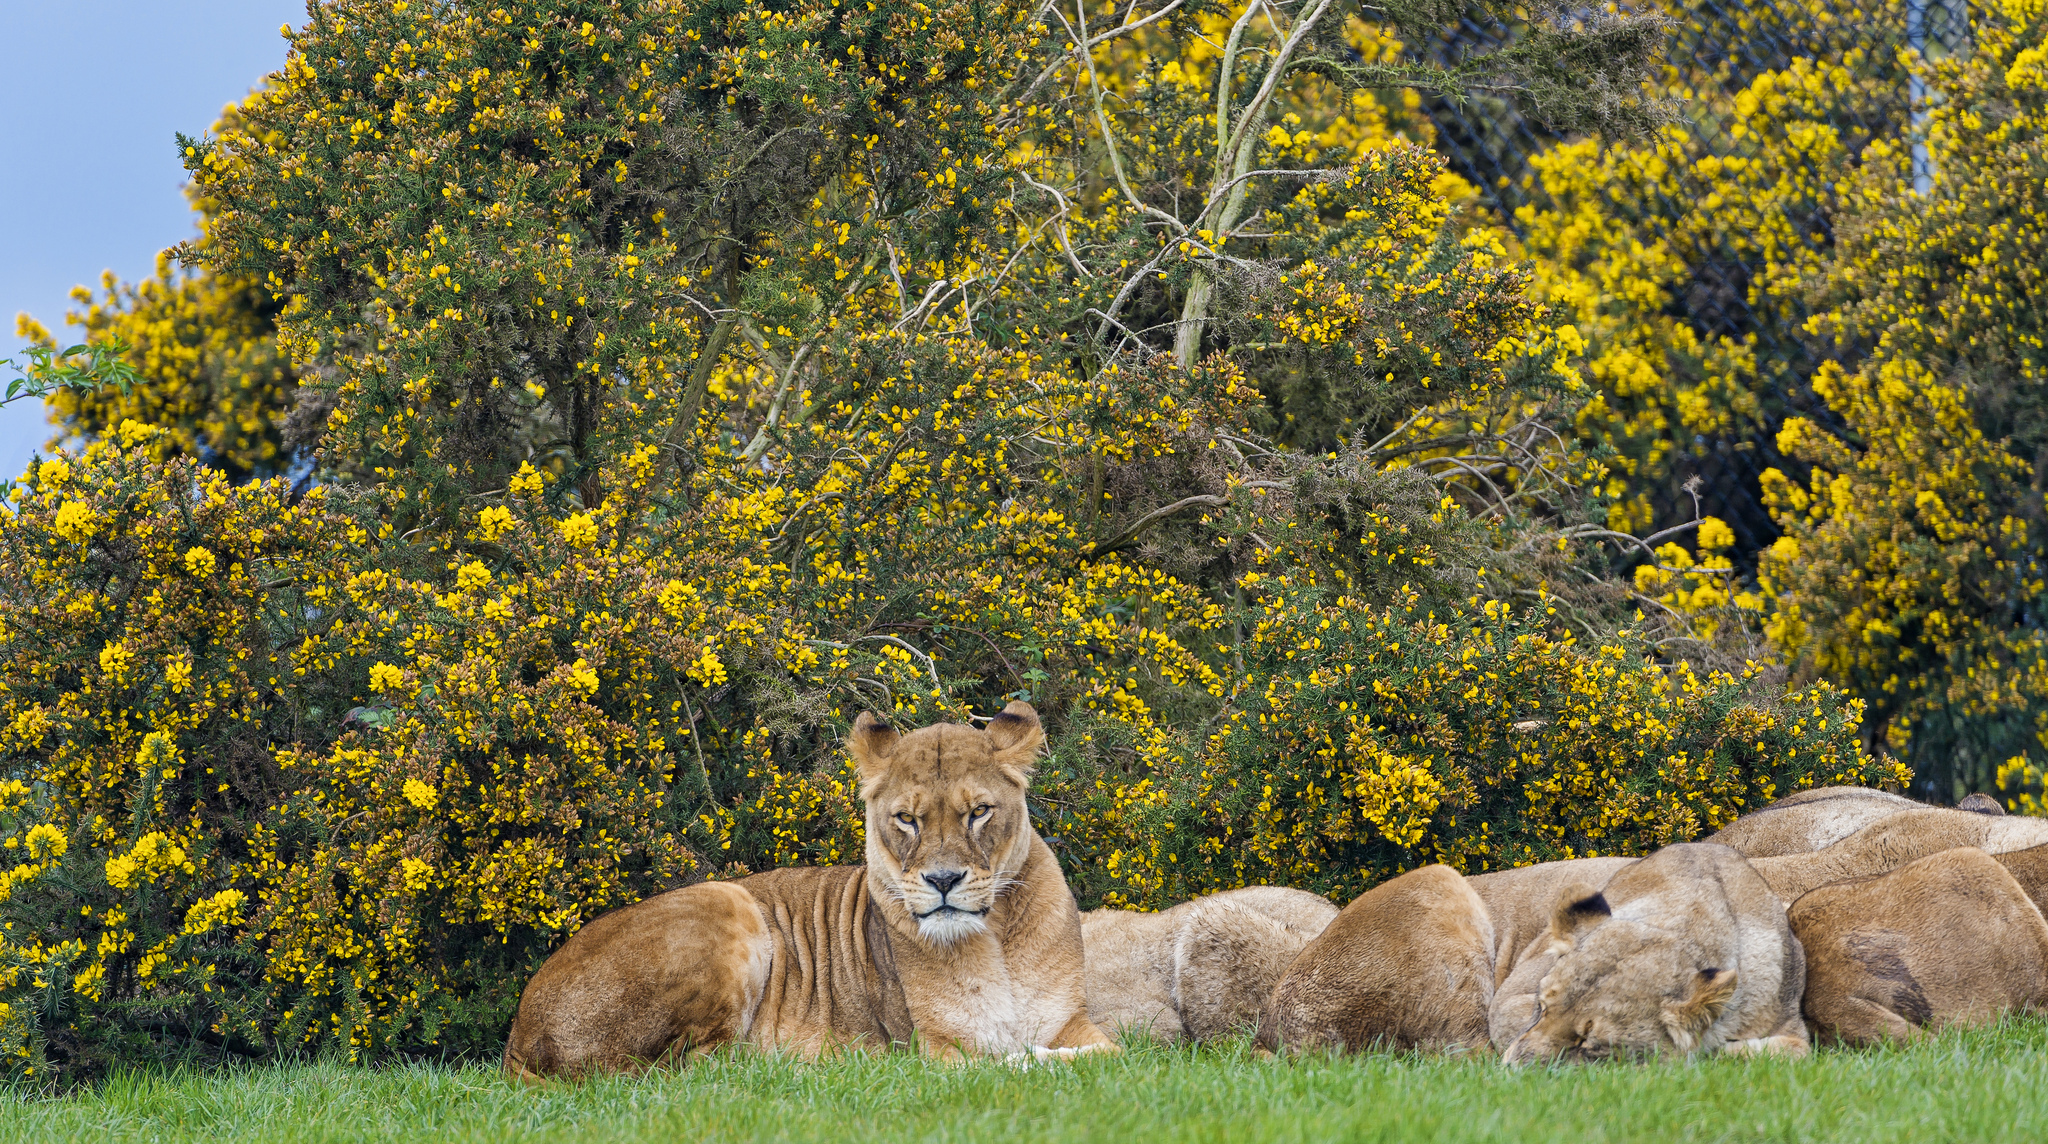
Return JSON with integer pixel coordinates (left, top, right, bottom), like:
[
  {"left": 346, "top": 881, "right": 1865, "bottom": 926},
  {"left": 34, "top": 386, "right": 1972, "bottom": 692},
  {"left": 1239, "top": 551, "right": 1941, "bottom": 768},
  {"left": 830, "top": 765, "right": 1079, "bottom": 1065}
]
[
  {"left": 1750, "top": 0, "right": 2048, "bottom": 800},
  {"left": 1, "top": 340, "right": 141, "bottom": 409},
  {"left": 0, "top": 0, "right": 1887, "bottom": 1085}
]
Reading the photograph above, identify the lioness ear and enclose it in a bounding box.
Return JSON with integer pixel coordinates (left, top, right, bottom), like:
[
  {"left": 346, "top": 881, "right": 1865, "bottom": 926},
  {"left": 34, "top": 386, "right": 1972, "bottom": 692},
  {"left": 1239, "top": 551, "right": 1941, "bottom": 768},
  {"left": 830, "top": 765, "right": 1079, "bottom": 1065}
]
[
  {"left": 1544, "top": 882, "right": 1611, "bottom": 954},
  {"left": 847, "top": 711, "right": 901, "bottom": 784},
  {"left": 1660, "top": 967, "right": 1739, "bottom": 1051},
  {"left": 984, "top": 700, "right": 1044, "bottom": 787}
]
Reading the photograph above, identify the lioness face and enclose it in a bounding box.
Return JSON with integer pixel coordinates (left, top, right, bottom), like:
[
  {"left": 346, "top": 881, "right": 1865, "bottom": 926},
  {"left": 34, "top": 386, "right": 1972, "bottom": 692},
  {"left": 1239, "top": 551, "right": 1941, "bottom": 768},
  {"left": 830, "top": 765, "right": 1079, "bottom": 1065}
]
[
  {"left": 848, "top": 701, "right": 1045, "bottom": 946},
  {"left": 1502, "top": 885, "right": 1739, "bottom": 1064}
]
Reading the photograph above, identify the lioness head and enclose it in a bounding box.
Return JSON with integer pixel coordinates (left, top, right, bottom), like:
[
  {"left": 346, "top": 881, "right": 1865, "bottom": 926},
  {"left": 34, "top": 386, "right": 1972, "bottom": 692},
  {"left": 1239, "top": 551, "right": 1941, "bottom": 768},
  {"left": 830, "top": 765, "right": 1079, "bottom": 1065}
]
[
  {"left": 849, "top": 700, "right": 1045, "bottom": 945},
  {"left": 1501, "top": 882, "right": 1740, "bottom": 1063}
]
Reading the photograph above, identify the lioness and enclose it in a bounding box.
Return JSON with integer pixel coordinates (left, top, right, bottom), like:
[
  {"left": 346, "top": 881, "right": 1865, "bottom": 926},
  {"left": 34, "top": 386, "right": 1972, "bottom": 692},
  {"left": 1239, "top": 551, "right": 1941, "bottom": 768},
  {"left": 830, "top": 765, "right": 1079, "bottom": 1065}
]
[
  {"left": 1082, "top": 885, "right": 1336, "bottom": 1041},
  {"left": 1701, "top": 786, "right": 1921, "bottom": 857},
  {"left": 1751, "top": 807, "right": 2048, "bottom": 900},
  {"left": 1792, "top": 847, "right": 2048, "bottom": 1045},
  {"left": 1467, "top": 857, "right": 1639, "bottom": 991},
  {"left": 1498, "top": 844, "right": 1808, "bottom": 1063},
  {"left": 1258, "top": 865, "right": 1497, "bottom": 1054},
  {"left": 1467, "top": 856, "right": 1638, "bottom": 1047},
  {"left": 502, "top": 702, "right": 1116, "bottom": 1078}
]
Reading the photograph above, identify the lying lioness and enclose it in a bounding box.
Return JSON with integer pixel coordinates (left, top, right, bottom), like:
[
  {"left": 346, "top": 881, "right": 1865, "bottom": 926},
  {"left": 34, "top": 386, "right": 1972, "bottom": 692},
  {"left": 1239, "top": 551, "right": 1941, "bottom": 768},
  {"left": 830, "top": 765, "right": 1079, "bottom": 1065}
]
[
  {"left": 502, "top": 702, "right": 1116, "bottom": 1077},
  {"left": 1258, "top": 865, "right": 1497, "bottom": 1054},
  {"left": 1468, "top": 856, "right": 1638, "bottom": 1047},
  {"left": 1752, "top": 808, "right": 2048, "bottom": 900},
  {"left": 1792, "top": 847, "right": 2048, "bottom": 1045},
  {"left": 1701, "top": 785, "right": 1921, "bottom": 857},
  {"left": 1498, "top": 844, "right": 1808, "bottom": 1063},
  {"left": 1082, "top": 885, "right": 1336, "bottom": 1041}
]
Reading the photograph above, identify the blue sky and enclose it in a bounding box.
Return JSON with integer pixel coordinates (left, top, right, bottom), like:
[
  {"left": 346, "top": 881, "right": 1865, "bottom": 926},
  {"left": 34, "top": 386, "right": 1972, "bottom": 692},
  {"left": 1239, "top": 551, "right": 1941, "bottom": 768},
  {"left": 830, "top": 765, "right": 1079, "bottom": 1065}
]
[{"left": 2, "top": 0, "right": 305, "bottom": 482}]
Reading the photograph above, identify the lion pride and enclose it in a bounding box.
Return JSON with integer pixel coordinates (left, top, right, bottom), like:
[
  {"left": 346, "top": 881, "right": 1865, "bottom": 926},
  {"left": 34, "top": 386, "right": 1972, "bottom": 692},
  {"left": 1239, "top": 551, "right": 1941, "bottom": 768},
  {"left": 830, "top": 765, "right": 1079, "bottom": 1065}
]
[{"left": 502, "top": 701, "right": 1116, "bottom": 1078}]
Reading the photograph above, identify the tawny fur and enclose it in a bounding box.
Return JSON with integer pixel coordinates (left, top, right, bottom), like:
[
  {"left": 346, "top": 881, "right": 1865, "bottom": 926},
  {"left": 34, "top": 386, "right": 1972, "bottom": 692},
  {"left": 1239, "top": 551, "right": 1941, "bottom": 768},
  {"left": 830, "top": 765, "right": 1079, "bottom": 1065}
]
[
  {"left": 1701, "top": 786, "right": 1922, "bottom": 857},
  {"left": 1994, "top": 842, "right": 2048, "bottom": 915},
  {"left": 1498, "top": 843, "right": 1808, "bottom": 1063},
  {"left": 1258, "top": 865, "right": 1496, "bottom": 1054},
  {"left": 1791, "top": 847, "right": 2048, "bottom": 1046},
  {"left": 501, "top": 701, "right": 1116, "bottom": 1078},
  {"left": 1751, "top": 808, "right": 2048, "bottom": 900},
  {"left": 1466, "top": 857, "right": 1638, "bottom": 1046},
  {"left": 1080, "top": 886, "right": 1336, "bottom": 1041}
]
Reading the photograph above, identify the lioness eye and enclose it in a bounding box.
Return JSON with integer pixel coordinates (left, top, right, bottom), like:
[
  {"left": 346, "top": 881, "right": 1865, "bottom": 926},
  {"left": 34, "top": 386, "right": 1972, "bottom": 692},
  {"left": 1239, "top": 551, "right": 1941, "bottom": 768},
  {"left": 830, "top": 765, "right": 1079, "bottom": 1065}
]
[
  {"left": 971, "top": 804, "right": 992, "bottom": 820},
  {"left": 895, "top": 812, "right": 916, "bottom": 827}
]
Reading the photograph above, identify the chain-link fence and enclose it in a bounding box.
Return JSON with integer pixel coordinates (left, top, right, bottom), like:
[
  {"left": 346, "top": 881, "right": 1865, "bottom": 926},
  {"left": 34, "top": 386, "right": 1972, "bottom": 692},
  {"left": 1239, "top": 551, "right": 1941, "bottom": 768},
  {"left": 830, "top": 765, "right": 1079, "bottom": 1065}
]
[{"left": 1422, "top": 0, "right": 1973, "bottom": 563}]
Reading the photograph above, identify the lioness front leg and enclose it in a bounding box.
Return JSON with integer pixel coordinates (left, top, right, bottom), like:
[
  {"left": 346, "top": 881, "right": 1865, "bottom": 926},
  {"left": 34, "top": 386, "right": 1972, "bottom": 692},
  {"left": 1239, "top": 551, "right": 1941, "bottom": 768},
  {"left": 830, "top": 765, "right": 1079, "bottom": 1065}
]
[
  {"left": 1030, "top": 1011, "right": 1120, "bottom": 1062},
  {"left": 1722, "top": 1012, "right": 1812, "bottom": 1058}
]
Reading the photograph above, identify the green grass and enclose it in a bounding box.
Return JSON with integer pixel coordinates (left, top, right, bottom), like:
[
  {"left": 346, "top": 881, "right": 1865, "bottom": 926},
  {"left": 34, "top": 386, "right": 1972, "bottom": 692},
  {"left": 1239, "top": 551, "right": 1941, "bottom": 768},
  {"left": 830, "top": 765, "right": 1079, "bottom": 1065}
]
[{"left": 7, "top": 1022, "right": 2048, "bottom": 1144}]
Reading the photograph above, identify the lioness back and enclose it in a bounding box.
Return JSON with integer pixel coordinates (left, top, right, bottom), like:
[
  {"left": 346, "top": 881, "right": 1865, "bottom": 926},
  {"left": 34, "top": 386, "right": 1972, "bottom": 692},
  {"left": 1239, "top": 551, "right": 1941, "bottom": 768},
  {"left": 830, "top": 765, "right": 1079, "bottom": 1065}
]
[
  {"left": 1259, "top": 865, "right": 1496, "bottom": 1054},
  {"left": 1702, "top": 786, "right": 1921, "bottom": 857},
  {"left": 1081, "top": 885, "right": 1337, "bottom": 1041},
  {"left": 503, "top": 880, "right": 770, "bottom": 1080},
  {"left": 1752, "top": 808, "right": 2048, "bottom": 899}
]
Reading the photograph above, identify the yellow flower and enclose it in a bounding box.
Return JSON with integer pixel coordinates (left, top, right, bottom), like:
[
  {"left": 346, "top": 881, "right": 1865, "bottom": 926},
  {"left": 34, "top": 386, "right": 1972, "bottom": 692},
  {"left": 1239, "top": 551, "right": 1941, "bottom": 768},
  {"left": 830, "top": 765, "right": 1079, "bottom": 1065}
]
[
  {"left": 455, "top": 560, "right": 491, "bottom": 592},
  {"left": 24, "top": 824, "right": 66, "bottom": 860},
  {"left": 1696, "top": 516, "right": 1736, "bottom": 552},
  {"left": 509, "top": 461, "right": 545, "bottom": 497},
  {"left": 567, "top": 658, "right": 600, "bottom": 695},
  {"left": 184, "top": 546, "right": 218, "bottom": 578},
  {"left": 402, "top": 778, "right": 438, "bottom": 809},
  {"left": 37, "top": 459, "right": 70, "bottom": 487},
  {"left": 369, "top": 662, "right": 406, "bottom": 692},
  {"left": 686, "top": 646, "right": 728, "bottom": 686},
  {"left": 477, "top": 504, "right": 515, "bottom": 539},
  {"left": 99, "top": 642, "right": 134, "bottom": 678},
  {"left": 560, "top": 513, "right": 598, "bottom": 548},
  {"left": 400, "top": 857, "right": 434, "bottom": 892},
  {"left": 54, "top": 500, "right": 97, "bottom": 542},
  {"left": 104, "top": 832, "right": 188, "bottom": 890},
  {"left": 182, "top": 889, "right": 247, "bottom": 935}
]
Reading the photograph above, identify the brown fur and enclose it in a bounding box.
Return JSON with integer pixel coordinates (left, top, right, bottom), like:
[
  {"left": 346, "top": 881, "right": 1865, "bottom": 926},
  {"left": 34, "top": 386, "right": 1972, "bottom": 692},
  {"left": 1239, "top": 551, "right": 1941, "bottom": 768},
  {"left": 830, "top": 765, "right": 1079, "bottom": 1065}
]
[
  {"left": 1258, "top": 865, "right": 1495, "bottom": 1054},
  {"left": 1752, "top": 808, "right": 2048, "bottom": 900},
  {"left": 1498, "top": 844, "right": 1807, "bottom": 1063},
  {"left": 1467, "top": 858, "right": 1639, "bottom": 992},
  {"left": 1791, "top": 847, "right": 2048, "bottom": 1046},
  {"left": 1994, "top": 842, "right": 2048, "bottom": 915},
  {"left": 1958, "top": 792, "right": 2007, "bottom": 815},
  {"left": 1081, "top": 886, "right": 1336, "bottom": 1041},
  {"left": 1701, "top": 786, "right": 1922, "bottom": 857},
  {"left": 502, "top": 702, "right": 1115, "bottom": 1078},
  {"left": 1466, "top": 857, "right": 1639, "bottom": 1046}
]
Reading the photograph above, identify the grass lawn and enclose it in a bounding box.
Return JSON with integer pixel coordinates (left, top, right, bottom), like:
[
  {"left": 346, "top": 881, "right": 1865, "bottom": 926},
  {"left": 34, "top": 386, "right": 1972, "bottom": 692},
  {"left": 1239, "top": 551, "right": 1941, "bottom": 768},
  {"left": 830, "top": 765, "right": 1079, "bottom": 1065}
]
[{"left": 7, "top": 1022, "right": 2048, "bottom": 1143}]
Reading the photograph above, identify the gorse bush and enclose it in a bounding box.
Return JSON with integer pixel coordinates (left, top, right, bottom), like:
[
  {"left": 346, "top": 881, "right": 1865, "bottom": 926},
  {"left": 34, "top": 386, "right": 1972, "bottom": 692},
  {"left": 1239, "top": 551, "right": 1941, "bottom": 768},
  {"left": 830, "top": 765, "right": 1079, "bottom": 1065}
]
[
  {"left": 1757, "top": 0, "right": 2048, "bottom": 799},
  {"left": 0, "top": 0, "right": 1897, "bottom": 1083},
  {"left": 1506, "top": 0, "right": 2048, "bottom": 799}
]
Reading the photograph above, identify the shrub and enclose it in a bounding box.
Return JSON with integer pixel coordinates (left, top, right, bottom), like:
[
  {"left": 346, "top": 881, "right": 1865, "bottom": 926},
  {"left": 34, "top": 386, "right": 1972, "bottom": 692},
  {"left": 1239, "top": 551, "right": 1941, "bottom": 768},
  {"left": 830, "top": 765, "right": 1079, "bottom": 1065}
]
[
  {"left": 1753, "top": 0, "right": 2048, "bottom": 799},
  {"left": 0, "top": 0, "right": 1896, "bottom": 1085}
]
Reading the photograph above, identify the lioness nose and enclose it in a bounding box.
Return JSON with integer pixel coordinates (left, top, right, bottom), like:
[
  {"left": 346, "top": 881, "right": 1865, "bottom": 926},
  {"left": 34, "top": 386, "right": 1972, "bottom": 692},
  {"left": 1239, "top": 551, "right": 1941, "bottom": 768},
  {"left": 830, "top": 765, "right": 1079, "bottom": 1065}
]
[{"left": 923, "top": 869, "right": 965, "bottom": 896}]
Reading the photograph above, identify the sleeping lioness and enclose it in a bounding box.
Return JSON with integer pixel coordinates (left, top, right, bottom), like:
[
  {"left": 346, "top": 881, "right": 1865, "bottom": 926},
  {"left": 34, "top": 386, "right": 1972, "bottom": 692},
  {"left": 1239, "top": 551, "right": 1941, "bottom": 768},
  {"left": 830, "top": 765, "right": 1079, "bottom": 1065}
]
[
  {"left": 1701, "top": 786, "right": 1922, "bottom": 857},
  {"left": 1082, "top": 885, "right": 1338, "bottom": 1041},
  {"left": 502, "top": 701, "right": 1117, "bottom": 1078},
  {"left": 1498, "top": 844, "right": 1808, "bottom": 1063}
]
